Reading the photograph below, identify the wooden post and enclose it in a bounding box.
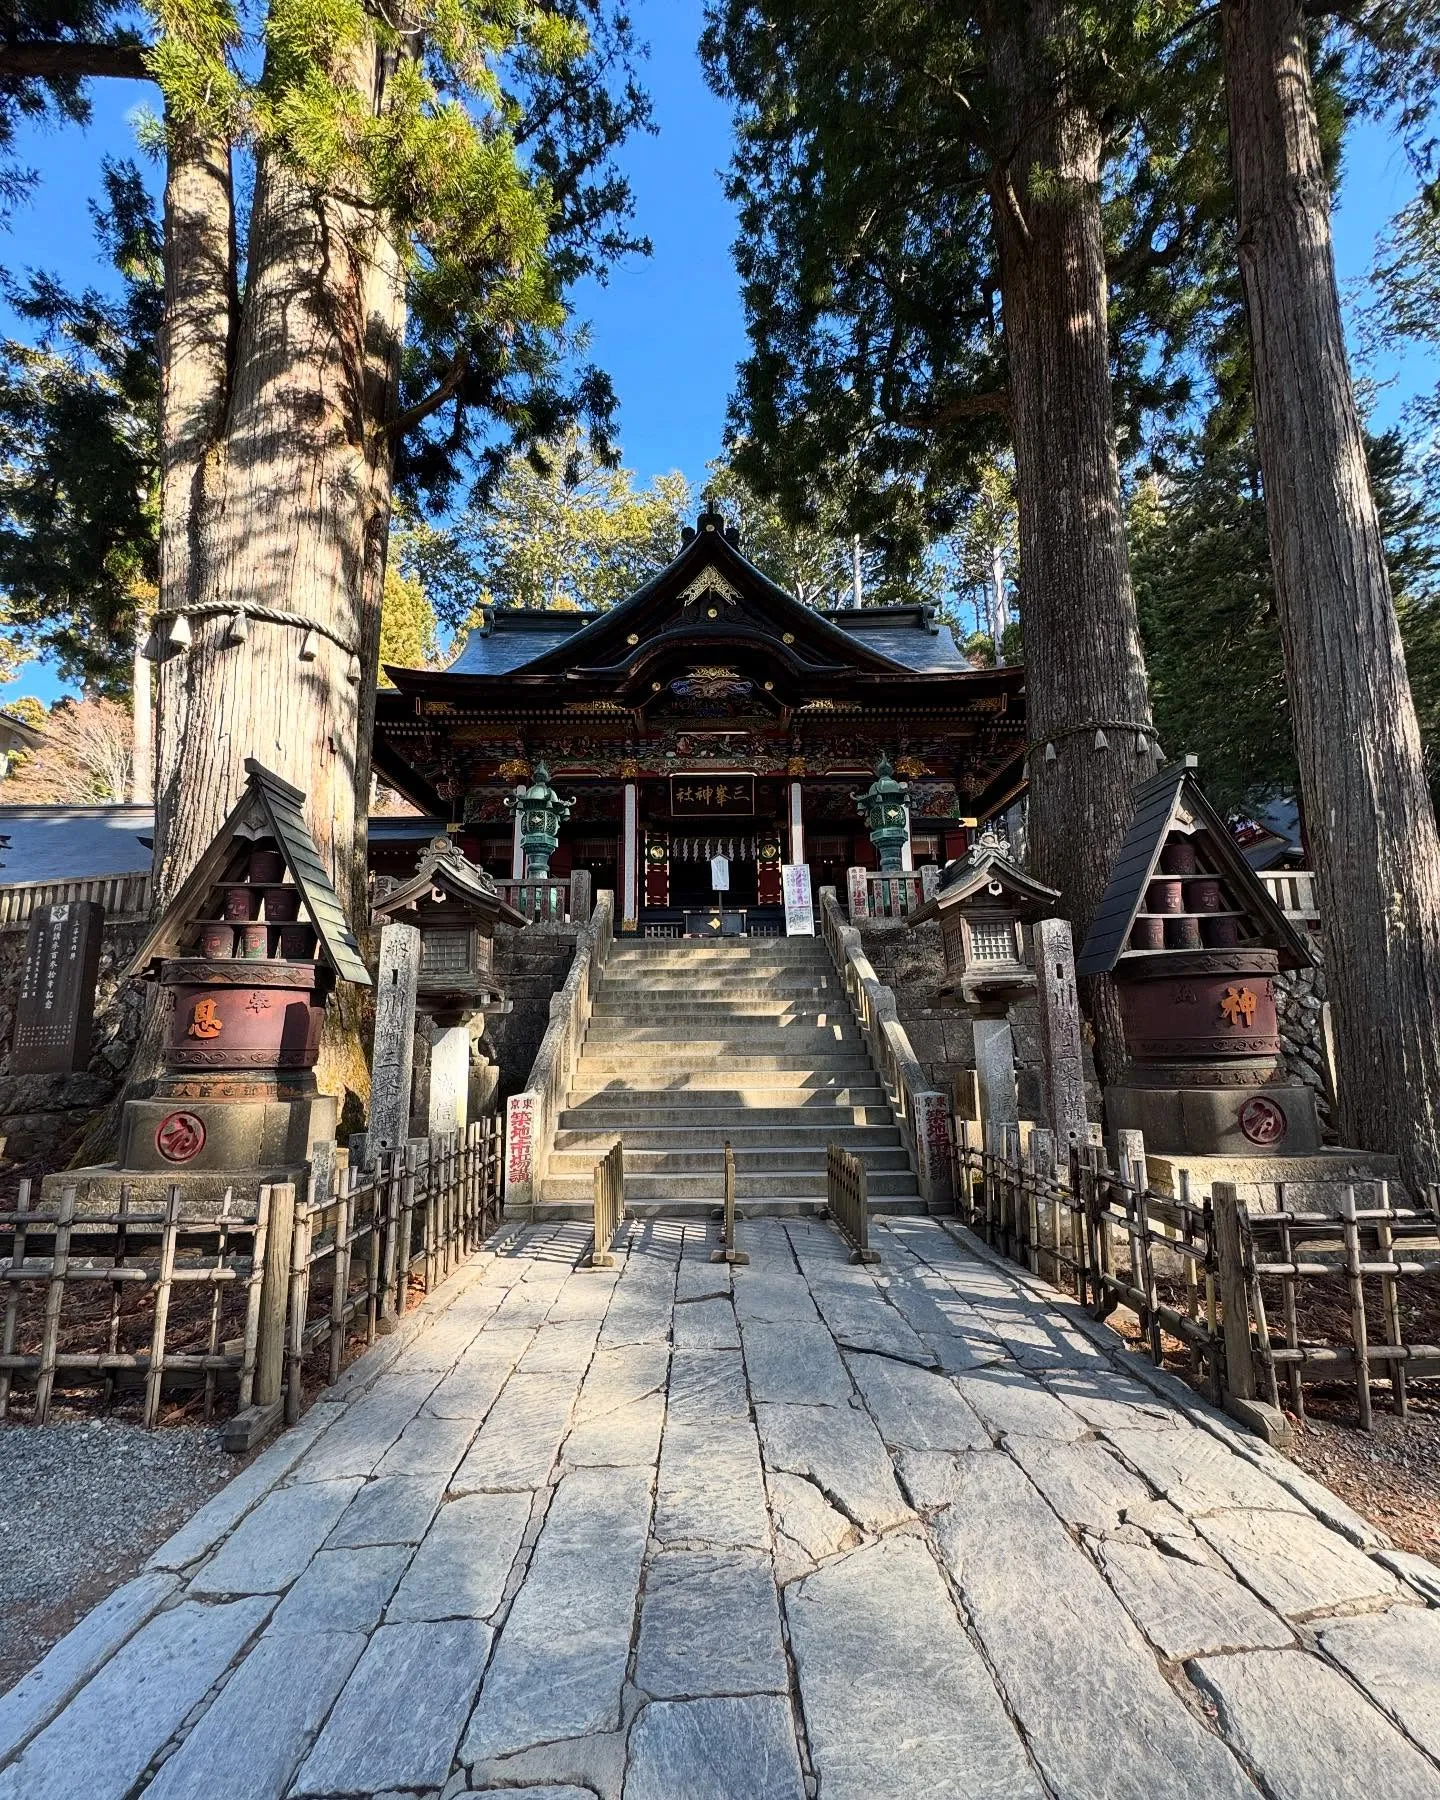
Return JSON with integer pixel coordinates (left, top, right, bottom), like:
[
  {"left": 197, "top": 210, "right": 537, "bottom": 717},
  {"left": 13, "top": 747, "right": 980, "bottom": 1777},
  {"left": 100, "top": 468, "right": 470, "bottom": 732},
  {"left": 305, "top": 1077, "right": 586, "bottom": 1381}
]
[
  {"left": 1213, "top": 1181, "right": 1256, "bottom": 1406},
  {"left": 711, "top": 1141, "right": 750, "bottom": 1265},
  {"left": 0, "top": 1177, "right": 32, "bottom": 1419},
  {"left": 329, "top": 1169, "right": 353, "bottom": 1386},
  {"left": 1340, "top": 1184, "right": 1373, "bottom": 1432},
  {"left": 35, "top": 1183, "right": 77, "bottom": 1425},
  {"left": 203, "top": 1188, "right": 233, "bottom": 1421},
  {"left": 104, "top": 1184, "right": 131, "bottom": 1412},
  {"left": 1276, "top": 1183, "right": 1304, "bottom": 1420},
  {"left": 142, "top": 1186, "right": 181, "bottom": 1429},
  {"left": 1375, "top": 1181, "right": 1407, "bottom": 1419},
  {"left": 237, "top": 1185, "right": 271, "bottom": 1411},
  {"left": 255, "top": 1179, "right": 296, "bottom": 1409},
  {"left": 285, "top": 1186, "right": 313, "bottom": 1427}
]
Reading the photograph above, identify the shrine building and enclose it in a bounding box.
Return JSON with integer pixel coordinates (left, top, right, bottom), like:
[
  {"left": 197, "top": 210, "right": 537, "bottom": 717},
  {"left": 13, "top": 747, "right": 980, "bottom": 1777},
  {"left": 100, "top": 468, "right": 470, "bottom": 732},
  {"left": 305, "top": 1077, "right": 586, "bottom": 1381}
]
[{"left": 372, "top": 505, "right": 1027, "bottom": 935}]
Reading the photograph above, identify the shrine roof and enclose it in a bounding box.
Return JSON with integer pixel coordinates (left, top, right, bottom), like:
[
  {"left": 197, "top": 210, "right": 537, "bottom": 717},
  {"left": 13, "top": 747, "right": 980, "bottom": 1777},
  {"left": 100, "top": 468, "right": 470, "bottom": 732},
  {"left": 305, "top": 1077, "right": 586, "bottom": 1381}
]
[
  {"left": 820, "top": 607, "right": 968, "bottom": 672},
  {"left": 384, "top": 509, "right": 984, "bottom": 691}
]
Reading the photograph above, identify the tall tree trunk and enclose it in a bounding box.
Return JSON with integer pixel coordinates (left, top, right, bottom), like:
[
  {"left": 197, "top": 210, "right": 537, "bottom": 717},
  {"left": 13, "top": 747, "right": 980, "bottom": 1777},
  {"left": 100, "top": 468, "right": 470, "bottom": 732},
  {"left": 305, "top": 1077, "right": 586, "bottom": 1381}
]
[
  {"left": 152, "top": 41, "right": 405, "bottom": 1112},
  {"left": 1222, "top": 0, "right": 1440, "bottom": 1182},
  {"left": 987, "top": 0, "right": 1161, "bottom": 1079}
]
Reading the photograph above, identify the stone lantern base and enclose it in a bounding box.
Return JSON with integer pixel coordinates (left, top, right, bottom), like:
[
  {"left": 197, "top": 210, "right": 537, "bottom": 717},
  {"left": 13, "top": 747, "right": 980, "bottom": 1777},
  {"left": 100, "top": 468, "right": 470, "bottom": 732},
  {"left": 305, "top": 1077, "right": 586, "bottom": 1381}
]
[{"left": 1105, "top": 1078, "right": 1320, "bottom": 1157}]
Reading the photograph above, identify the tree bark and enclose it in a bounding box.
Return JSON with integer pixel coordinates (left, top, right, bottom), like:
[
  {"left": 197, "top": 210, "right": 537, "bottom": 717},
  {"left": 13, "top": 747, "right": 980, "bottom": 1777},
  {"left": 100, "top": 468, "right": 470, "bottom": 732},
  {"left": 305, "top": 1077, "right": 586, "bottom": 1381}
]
[
  {"left": 1222, "top": 0, "right": 1440, "bottom": 1182},
  {"left": 986, "top": 0, "right": 1161, "bottom": 1079},
  {"left": 152, "top": 40, "right": 405, "bottom": 1110}
]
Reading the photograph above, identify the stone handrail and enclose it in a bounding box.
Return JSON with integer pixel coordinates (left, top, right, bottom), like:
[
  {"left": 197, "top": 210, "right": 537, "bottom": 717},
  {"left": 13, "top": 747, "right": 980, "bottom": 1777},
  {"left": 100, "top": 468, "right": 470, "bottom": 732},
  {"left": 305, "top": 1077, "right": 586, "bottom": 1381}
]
[
  {"left": 504, "top": 886, "right": 613, "bottom": 1214},
  {"left": 819, "top": 887, "right": 954, "bottom": 1211}
]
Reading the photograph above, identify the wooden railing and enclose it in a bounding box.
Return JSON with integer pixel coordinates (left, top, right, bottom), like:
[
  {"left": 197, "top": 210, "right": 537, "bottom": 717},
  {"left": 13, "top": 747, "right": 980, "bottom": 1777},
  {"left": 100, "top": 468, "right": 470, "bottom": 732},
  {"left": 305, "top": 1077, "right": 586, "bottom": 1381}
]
[
  {"left": 953, "top": 1126, "right": 1440, "bottom": 1436},
  {"left": 826, "top": 1142, "right": 879, "bottom": 1263},
  {"left": 1258, "top": 868, "right": 1320, "bottom": 926},
  {"left": 0, "top": 870, "right": 153, "bottom": 930},
  {"left": 495, "top": 871, "right": 590, "bottom": 925},
  {"left": 589, "top": 1140, "right": 624, "bottom": 1267},
  {"left": 818, "top": 888, "right": 954, "bottom": 1210},
  {"left": 0, "top": 1179, "right": 272, "bottom": 1426},
  {"left": 505, "top": 889, "right": 615, "bottom": 1212}
]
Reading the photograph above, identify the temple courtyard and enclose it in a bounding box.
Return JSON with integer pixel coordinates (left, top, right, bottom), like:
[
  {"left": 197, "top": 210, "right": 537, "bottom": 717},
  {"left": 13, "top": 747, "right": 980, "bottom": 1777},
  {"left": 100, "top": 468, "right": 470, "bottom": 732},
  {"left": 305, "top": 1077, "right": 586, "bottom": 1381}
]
[{"left": 1, "top": 1212, "right": 1437, "bottom": 1800}]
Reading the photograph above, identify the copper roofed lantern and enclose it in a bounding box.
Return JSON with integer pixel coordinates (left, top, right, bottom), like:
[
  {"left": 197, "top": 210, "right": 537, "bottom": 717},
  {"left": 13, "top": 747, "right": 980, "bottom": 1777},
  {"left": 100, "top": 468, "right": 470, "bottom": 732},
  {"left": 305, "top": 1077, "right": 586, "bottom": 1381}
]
[{"left": 371, "top": 835, "right": 525, "bottom": 1024}]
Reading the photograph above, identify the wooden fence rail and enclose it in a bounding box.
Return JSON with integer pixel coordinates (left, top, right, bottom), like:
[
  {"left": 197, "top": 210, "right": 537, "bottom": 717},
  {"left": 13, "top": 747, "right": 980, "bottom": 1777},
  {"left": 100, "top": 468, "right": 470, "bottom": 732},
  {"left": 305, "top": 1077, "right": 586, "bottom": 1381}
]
[
  {"left": 589, "top": 1140, "right": 624, "bottom": 1268},
  {"left": 0, "top": 870, "right": 154, "bottom": 930},
  {"left": 826, "top": 1142, "right": 879, "bottom": 1264},
  {"left": 0, "top": 1178, "right": 271, "bottom": 1425},
  {"left": 953, "top": 1127, "right": 1440, "bottom": 1431},
  {"left": 0, "top": 1115, "right": 505, "bottom": 1431}
]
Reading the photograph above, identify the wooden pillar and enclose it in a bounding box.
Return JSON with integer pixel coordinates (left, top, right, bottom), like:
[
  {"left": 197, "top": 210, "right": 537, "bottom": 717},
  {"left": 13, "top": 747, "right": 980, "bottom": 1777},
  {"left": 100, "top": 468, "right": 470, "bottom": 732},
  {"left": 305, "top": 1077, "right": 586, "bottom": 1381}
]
[
  {"left": 788, "top": 780, "right": 806, "bottom": 867},
  {"left": 900, "top": 805, "right": 914, "bottom": 872},
  {"left": 622, "top": 780, "right": 639, "bottom": 931},
  {"left": 510, "top": 790, "right": 525, "bottom": 879}
]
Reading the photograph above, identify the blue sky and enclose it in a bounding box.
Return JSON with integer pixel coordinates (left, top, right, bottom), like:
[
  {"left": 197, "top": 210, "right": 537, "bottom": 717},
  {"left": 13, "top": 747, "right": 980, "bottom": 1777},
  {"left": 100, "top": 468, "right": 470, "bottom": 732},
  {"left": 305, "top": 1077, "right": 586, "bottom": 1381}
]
[{"left": 0, "top": 0, "right": 1434, "bottom": 703}]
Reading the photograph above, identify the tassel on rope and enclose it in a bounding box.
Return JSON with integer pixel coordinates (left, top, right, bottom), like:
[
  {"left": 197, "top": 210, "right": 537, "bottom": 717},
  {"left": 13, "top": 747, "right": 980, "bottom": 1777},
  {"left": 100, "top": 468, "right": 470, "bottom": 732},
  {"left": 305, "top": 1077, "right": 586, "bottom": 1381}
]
[
  {"left": 1093, "top": 728, "right": 1109, "bottom": 750},
  {"left": 227, "top": 609, "right": 249, "bottom": 643},
  {"left": 299, "top": 629, "right": 319, "bottom": 661}
]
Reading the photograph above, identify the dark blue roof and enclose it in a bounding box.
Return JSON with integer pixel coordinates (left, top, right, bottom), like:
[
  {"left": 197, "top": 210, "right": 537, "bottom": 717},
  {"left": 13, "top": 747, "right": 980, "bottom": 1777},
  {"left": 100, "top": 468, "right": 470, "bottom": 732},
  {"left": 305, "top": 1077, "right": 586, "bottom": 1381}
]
[
  {"left": 0, "top": 805, "right": 153, "bottom": 882},
  {"left": 434, "top": 602, "right": 968, "bottom": 678}
]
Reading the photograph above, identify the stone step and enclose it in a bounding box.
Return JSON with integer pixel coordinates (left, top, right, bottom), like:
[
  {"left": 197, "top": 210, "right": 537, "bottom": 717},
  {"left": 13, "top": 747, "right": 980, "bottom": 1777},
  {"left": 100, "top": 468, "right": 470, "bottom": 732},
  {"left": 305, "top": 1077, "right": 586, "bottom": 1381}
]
[
  {"left": 552, "top": 1123, "right": 902, "bottom": 1151},
  {"left": 538, "top": 1167, "right": 921, "bottom": 1202},
  {"left": 546, "top": 1145, "right": 912, "bottom": 1176},
  {"left": 566, "top": 1078, "right": 889, "bottom": 1101},
  {"left": 528, "top": 1195, "right": 928, "bottom": 1221},
  {"left": 592, "top": 995, "right": 842, "bottom": 1014},
  {"left": 559, "top": 1102, "right": 897, "bottom": 1127},
  {"left": 574, "top": 1052, "right": 873, "bottom": 1074},
  {"left": 607, "top": 948, "right": 830, "bottom": 963},
  {"left": 582, "top": 1025, "right": 860, "bottom": 1049}
]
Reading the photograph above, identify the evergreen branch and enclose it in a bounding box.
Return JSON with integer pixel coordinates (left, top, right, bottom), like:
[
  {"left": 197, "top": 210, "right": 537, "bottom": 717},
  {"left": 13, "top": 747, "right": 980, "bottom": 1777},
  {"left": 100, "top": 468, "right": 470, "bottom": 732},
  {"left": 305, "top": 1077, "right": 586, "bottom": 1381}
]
[
  {"left": 899, "top": 387, "right": 1012, "bottom": 429},
  {"left": 0, "top": 40, "right": 152, "bottom": 83}
]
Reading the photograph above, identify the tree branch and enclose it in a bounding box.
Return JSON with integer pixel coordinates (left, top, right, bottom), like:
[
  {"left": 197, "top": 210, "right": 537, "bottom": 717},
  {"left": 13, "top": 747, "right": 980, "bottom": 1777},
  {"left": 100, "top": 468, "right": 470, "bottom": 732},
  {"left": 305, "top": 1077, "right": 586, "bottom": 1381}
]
[
  {"left": 899, "top": 387, "right": 1012, "bottom": 429},
  {"left": 0, "top": 40, "right": 152, "bottom": 83},
  {"left": 388, "top": 350, "right": 469, "bottom": 439}
]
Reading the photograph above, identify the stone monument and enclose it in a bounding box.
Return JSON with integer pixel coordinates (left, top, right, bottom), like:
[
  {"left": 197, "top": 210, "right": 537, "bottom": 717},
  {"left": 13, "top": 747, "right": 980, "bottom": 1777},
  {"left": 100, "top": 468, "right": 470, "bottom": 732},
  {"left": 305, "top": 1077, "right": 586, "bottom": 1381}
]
[{"left": 15, "top": 900, "right": 104, "bottom": 1074}]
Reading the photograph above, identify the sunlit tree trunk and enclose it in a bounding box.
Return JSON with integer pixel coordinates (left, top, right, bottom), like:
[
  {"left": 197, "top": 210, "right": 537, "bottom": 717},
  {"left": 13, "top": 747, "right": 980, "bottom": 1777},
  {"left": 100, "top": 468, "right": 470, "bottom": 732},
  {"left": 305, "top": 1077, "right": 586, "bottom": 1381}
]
[
  {"left": 1222, "top": 0, "right": 1440, "bottom": 1181},
  {"left": 987, "top": 0, "right": 1162, "bottom": 1078}
]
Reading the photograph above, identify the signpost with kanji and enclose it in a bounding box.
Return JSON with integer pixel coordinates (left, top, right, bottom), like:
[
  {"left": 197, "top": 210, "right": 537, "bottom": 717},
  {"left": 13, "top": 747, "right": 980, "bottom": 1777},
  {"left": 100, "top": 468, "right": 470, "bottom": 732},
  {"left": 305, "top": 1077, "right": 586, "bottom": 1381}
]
[{"left": 14, "top": 901, "right": 104, "bottom": 1074}]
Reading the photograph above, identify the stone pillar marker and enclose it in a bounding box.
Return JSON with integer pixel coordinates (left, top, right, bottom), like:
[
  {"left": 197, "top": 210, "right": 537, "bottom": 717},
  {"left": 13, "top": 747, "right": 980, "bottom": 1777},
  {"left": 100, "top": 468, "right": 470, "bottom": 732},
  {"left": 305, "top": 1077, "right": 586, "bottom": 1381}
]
[
  {"left": 973, "top": 1016, "right": 1019, "bottom": 1154},
  {"left": 15, "top": 900, "right": 104, "bottom": 1074},
  {"left": 371, "top": 921, "right": 420, "bottom": 1156},
  {"left": 846, "top": 866, "right": 869, "bottom": 922},
  {"left": 1033, "top": 917, "right": 1089, "bottom": 1153},
  {"left": 428, "top": 1025, "right": 470, "bottom": 1136}
]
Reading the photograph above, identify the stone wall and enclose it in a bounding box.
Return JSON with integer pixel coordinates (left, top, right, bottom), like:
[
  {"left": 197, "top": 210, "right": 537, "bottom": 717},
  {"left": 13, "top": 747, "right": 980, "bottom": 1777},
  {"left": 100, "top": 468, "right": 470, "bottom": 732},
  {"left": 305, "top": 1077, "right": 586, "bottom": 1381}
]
[
  {"left": 856, "top": 918, "right": 1101, "bottom": 1132},
  {"left": 1275, "top": 934, "right": 1336, "bottom": 1139},
  {"left": 487, "top": 923, "right": 581, "bottom": 1102},
  {"left": 0, "top": 918, "right": 149, "bottom": 1168}
]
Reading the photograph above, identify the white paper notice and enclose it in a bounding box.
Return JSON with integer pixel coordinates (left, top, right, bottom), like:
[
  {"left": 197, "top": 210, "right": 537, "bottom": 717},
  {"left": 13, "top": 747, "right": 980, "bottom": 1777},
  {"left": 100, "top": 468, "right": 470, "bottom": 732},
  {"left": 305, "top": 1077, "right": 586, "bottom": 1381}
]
[{"left": 781, "top": 863, "right": 814, "bottom": 935}]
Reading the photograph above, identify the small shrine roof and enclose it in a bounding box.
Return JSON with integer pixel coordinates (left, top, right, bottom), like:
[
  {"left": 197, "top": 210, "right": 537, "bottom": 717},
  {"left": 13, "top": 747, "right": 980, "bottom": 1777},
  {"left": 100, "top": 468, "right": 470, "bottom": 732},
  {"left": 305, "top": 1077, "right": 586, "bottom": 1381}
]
[
  {"left": 908, "top": 828, "right": 1061, "bottom": 925},
  {"left": 124, "top": 760, "right": 371, "bottom": 986},
  {"left": 372, "top": 836, "right": 526, "bottom": 927},
  {"left": 1076, "top": 757, "right": 1310, "bottom": 976}
]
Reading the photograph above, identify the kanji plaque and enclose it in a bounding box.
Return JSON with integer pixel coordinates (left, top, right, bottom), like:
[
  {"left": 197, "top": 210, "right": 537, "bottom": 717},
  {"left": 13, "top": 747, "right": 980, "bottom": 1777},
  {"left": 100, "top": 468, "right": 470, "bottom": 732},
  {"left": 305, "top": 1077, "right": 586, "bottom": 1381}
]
[{"left": 14, "top": 901, "right": 104, "bottom": 1074}]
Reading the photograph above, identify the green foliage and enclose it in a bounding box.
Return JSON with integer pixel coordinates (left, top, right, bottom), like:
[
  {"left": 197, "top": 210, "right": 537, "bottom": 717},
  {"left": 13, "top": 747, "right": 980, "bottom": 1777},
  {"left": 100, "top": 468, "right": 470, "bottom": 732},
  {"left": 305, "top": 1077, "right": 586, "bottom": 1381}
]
[
  {"left": 377, "top": 562, "right": 440, "bottom": 679},
  {"left": 1133, "top": 427, "right": 1440, "bottom": 813},
  {"left": 0, "top": 159, "right": 160, "bottom": 692},
  {"left": 399, "top": 431, "right": 691, "bottom": 624}
]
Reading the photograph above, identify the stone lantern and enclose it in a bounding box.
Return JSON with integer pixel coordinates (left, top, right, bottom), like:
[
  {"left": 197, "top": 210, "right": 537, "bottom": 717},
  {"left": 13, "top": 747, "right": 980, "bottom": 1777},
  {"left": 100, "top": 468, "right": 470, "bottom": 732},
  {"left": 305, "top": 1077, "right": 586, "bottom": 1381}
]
[
  {"left": 506, "top": 762, "right": 575, "bottom": 879},
  {"left": 907, "top": 826, "right": 1062, "bottom": 1010},
  {"left": 854, "top": 754, "right": 910, "bottom": 872},
  {"left": 372, "top": 836, "right": 526, "bottom": 1134}
]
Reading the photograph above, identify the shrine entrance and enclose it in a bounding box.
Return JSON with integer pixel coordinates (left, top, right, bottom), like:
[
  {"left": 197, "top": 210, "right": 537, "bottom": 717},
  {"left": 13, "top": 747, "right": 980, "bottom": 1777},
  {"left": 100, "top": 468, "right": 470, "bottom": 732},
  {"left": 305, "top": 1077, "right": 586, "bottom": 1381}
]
[{"left": 667, "top": 829, "right": 762, "bottom": 910}]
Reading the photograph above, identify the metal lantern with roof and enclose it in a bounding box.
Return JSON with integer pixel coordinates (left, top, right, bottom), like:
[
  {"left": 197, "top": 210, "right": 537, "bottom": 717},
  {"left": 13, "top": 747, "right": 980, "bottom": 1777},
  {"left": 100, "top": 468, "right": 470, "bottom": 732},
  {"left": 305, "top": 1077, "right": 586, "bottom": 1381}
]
[
  {"left": 505, "top": 762, "right": 575, "bottom": 878},
  {"left": 907, "top": 826, "right": 1062, "bottom": 1007},
  {"left": 854, "top": 754, "right": 911, "bottom": 872}
]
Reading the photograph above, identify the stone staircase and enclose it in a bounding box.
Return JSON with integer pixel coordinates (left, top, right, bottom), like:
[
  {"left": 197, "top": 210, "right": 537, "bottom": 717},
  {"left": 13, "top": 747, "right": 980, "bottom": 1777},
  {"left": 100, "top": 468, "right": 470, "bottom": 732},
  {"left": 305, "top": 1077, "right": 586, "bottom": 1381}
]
[{"left": 538, "top": 938, "right": 925, "bottom": 1216}]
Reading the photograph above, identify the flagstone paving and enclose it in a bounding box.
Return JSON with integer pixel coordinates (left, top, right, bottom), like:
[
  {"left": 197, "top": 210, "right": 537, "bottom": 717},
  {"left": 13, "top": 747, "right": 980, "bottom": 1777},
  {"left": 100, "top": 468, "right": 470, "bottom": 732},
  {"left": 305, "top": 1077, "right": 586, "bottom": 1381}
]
[{"left": 3, "top": 1211, "right": 1439, "bottom": 1799}]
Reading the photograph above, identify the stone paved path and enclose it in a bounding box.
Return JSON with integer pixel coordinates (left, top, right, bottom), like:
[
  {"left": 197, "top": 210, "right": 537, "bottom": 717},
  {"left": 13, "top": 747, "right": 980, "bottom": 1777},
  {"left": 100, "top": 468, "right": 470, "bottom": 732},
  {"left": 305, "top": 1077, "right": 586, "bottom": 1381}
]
[{"left": 3, "top": 1212, "right": 1440, "bottom": 1799}]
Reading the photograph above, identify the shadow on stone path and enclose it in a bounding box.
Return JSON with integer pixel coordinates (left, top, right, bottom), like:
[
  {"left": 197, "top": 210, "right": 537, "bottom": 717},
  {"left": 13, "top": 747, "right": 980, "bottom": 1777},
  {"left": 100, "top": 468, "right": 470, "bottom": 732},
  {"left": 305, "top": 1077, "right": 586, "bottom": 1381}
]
[{"left": 2, "top": 1210, "right": 1439, "bottom": 1800}]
